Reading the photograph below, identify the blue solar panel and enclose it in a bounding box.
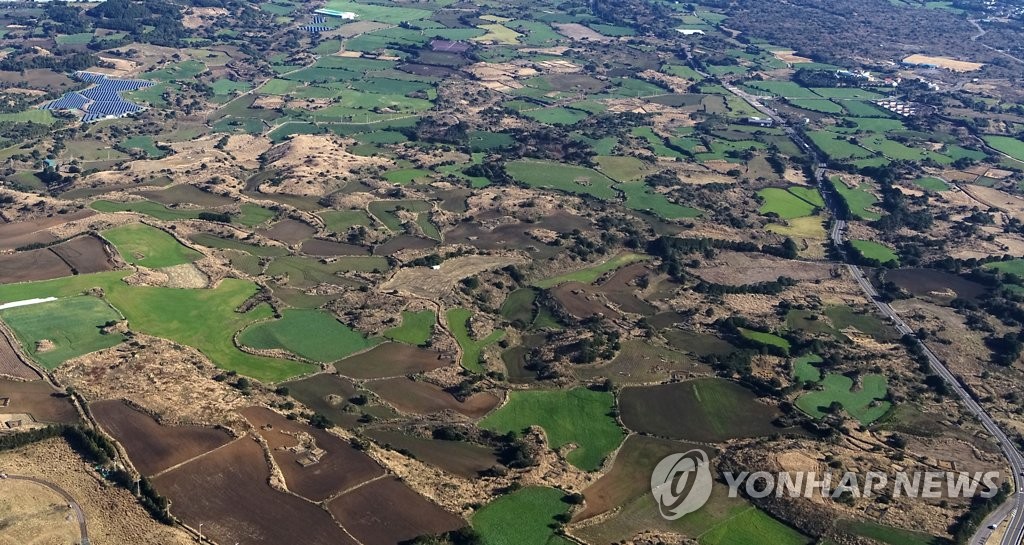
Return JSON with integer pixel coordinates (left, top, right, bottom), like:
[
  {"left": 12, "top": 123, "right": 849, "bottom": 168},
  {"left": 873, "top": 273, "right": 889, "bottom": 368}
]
[
  {"left": 311, "top": 16, "right": 326, "bottom": 23},
  {"left": 305, "top": 25, "right": 330, "bottom": 32},
  {"left": 48, "top": 73, "right": 155, "bottom": 121}
]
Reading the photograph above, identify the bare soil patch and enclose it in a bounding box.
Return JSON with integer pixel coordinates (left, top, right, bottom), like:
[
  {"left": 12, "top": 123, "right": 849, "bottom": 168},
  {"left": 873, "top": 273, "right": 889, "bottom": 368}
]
[
  {"left": 50, "top": 235, "right": 115, "bottom": 275},
  {"left": 695, "top": 251, "right": 835, "bottom": 285},
  {"left": 301, "top": 238, "right": 370, "bottom": 256},
  {"left": 365, "top": 377, "right": 499, "bottom": 418},
  {"left": 0, "top": 330, "right": 39, "bottom": 380},
  {"left": 0, "top": 379, "right": 78, "bottom": 426},
  {"left": 553, "top": 23, "right": 612, "bottom": 42},
  {"left": 240, "top": 406, "right": 384, "bottom": 502},
  {"left": 0, "top": 248, "right": 73, "bottom": 284},
  {"left": 551, "top": 282, "right": 619, "bottom": 320},
  {"left": 259, "top": 135, "right": 393, "bottom": 197},
  {"left": 258, "top": 218, "right": 318, "bottom": 244},
  {"left": 334, "top": 343, "right": 453, "bottom": 379},
  {"left": 326, "top": 477, "right": 465, "bottom": 545},
  {"left": 0, "top": 210, "right": 93, "bottom": 251},
  {"left": 903, "top": 54, "right": 983, "bottom": 72},
  {"left": 91, "top": 400, "right": 232, "bottom": 477}
]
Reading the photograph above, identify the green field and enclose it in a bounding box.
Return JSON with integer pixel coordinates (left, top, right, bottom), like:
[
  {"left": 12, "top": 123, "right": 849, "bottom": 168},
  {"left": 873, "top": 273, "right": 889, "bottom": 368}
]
[
  {"left": 472, "top": 487, "right": 573, "bottom": 545},
  {"left": 534, "top": 253, "right": 649, "bottom": 289},
  {"left": 382, "top": 309, "right": 435, "bottom": 346},
  {"left": 595, "top": 156, "right": 651, "bottom": 182},
  {"left": 522, "top": 107, "right": 588, "bottom": 125},
  {"left": 91, "top": 200, "right": 203, "bottom": 221},
  {"left": 56, "top": 32, "right": 94, "bottom": 45},
  {"left": 757, "top": 188, "right": 817, "bottom": 219},
  {"left": 188, "top": 233, "right": 288, "bottom": 257},
  {"left": 0, "top": 110, "right": 57, "bottom": 124},
  {"left": 480, "top": 387, "right": 624, "bottom": 471},
  {"left": 500, "top": 288, "right": 537, "bottom": 326},
  {"left": 837, "top": 519, "right": 943, "bottom": 545},
  {"left": 505, "top": 159, "right": 618, "bottom": 200},
  {"left": 211, "top": 78, "right": 252, "bottom": 96},
  {"left": 236, "top": 204, "right": 276, "bottom": 227},
  {"left": 102, "top": 224, "right": 201, "bottom": 268},
  {"left": 829, "top": 176, "right": 881, "bottom": 220},
  {"left": 792, "top": 354, "right": 823, "bottom": 383},
  {"left": 120, "top": 136, "right": 167, "bottom": 158},
  {"left": 851, "top": 240, "right": 899, "bottom": 265},
  {"left": 323, "top": 0, "right": 432, "bottom": 23},
  {"left": 796, "top": 373, "right": 890, "bottom": 424},
  {"left": 913, "top": 177, "right": 950, "bottom": 192},
  {"left": 983, "top": 135, "right": 1024, "bottom": 161},
  {"left": 617, "top": 183, "right": 702, "bottom": 219},
  {"left": 738, "top": 327, "right": 790, "bottom": 354},
  {"left": 320, "top": 209, "right": 372, "bottom": 233},
  {"left": 239, "top": 309, "right": 376, "bottom": 362},
  {"left": 698, "top": 506, "right": 809, "bottom": 545},
  {"left": 0, "top": 296, "right": 125, "bottom": 369},
  {"left": 447, "top": 307, "right": 504, "bottom": 372},
  {"left": 0, "top": 273, "right": 310, "bottom": 382},
  {"left": 985, "top": 259, "right": 1024, "bottom": 276}
]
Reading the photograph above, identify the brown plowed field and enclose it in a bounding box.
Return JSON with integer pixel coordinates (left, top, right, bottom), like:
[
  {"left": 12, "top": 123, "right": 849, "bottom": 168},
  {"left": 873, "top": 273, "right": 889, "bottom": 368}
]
[
  {"left": 0, "top": 248, "right": 73, "bottom": 284},
  {"left": 0, "top": 379, "right": 78, "bottom": 424},
  {"left": 258, "top": 218, "right": 317, "bottom": 244},
  {"left": 280, "top": 373, "right": 362, "bottom": 428},
  {"left": 50, "top": 235, "right": 115, "bottom": 274},
  {"left": 366, "top": 430, "right": 500, "bottom": 479},
  {"left": 240, "top": 407, "right": 384, "bottom": 501},
  {"left": 0, "top": 210, "right": 93, "bottom": 251},
  {"left": 153, "top": 436, "right": 356, "bottom": 545},
  {"left": 0, "top": 331, "right": 39, "bottom": 380},
  {"left": 366, "top": 377, "right": 499, "bottom": 418},
  {"left": 334, "top": 343, "right": 453, "bottom": 379},
  {"left": 373, "top": 234, "right": 437, "bottom": 256},
  {"left": 301, "top": 239, "right": 370, "bottom": 256},
  {"left": 91, "top": 400, "right": 232, "bottom": 477},
  {"left": 597, "top": 263, "right": 657, "bottom": 315},
  {"left": 550, "top": 282, "right": 619, "bottom": 319},
  {"left": 327, "top": 477, "right": 465, "bottom": 545}
]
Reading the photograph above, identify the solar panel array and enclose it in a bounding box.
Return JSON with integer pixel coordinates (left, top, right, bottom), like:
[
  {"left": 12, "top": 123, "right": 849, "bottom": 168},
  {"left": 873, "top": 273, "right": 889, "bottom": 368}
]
[
  {"left": 304, "top": 25, "right": 330, "bottom": 32},
  {"left": 42, "top": 72, "right": 154, "bottom": 123},
  {"left": 311, "top": 16, "right": 326, "bottom": 23}
]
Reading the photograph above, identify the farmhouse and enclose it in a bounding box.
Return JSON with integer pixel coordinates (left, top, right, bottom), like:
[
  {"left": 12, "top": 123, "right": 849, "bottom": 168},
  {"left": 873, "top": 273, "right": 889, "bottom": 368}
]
[{"left": 746, "top": 116, "right": 774, "bottom": 127}]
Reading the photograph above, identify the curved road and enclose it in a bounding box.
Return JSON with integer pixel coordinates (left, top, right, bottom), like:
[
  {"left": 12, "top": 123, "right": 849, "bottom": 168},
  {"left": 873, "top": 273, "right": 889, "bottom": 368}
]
[
  {"left": 3, "top": 475, "right": 90, "bottom": 545},
  {"left": 719, "top": 81, "right": 1024, "bottom": 545}
]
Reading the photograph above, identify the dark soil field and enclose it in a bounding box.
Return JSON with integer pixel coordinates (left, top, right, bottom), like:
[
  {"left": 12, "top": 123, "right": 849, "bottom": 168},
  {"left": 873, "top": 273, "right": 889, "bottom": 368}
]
[
  {"left": 240, "top": 407, "right": 384, "bottom": 501},
  {"left": 575, "top": 434, "right": 704, "bottom": 521},
  {"left": 0, "top": 378, "right": 78, "bottom": 425},
  {"left": 373, "top": 234, "right": 437, "bottom": 256},
  {"left": 399, "top": 63, "right": 457, "bottom": 78},
  {"left": 551, "top": 282, "right": 618, "bottom": 319},
  {"left": 447, "top": 213, "right": 589, "bottom": 259},
  {"left": 91, "top": 400, "right": 232, "bottom": 477},
  {"left": 365, "top": 377, "right": 499, "bottom": 418},
  {"left": 327, "top": 477, "right": 465, "bottom": 545},
  {"left": 647, "top": 311, "right": 687, "bottom": 329},
  {"left": 597, "top": 263, "right": 657, "bottom": 315},
  {"left": 365, "top": 430, "right": 500, "bottom": 479},
  {"left": 0, "top": 332, "right": 39, "bottom": 380},
  {"left": 501, "top": 334, "right": 545, "bottom": 384},
  {"left": 153, "top": 436, "right": 357, "bottom": 545},
  {"left": 0, "top": 210, "right": 93, "bottom": 251},
  {"left": 141, "top": 184, "right": 235, "bottom": 207},
  {"left": 884, "top": 268, "right": 988, "bottom": 302},
  {"left": 618, "top": 378, "right": 783, "bottom": 442},
  {"left": 662, "top": 329, "right": 737, "bottom": 357},
  {"left": 0, "top": 248, "right": 73, "bottom": 284},
  {"left": 50, "top": 235, "right": 115, "bottom": 274},
  {"left": 333, "top": 343, "right": 453, "bottom": 379},
  {"left": 301, "top": 239, "right": 370, "bottom": 256},
  {"left": 259, "top": 218, "right": 318, "bottom": 244},
  {"left": 279, "top": 373, "right": 362, "bottom": 428}
]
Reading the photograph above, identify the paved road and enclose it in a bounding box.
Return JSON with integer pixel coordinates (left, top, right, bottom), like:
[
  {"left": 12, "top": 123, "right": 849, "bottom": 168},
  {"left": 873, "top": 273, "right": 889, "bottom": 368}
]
[
  {"left": 3, "top": 475, "right": 90, "bottom": 545},
  {"left": 719, "top": 80, "right": 1024, "bottom": 545}
]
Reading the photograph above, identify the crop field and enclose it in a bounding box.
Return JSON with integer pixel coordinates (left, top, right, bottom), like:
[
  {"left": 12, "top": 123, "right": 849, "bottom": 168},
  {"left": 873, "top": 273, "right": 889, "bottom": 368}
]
[
  {"left": 259, "top": 218, "right": 317, "bottom": 244},
  {"left": 595, "top": 155, "right": 652, "bottom": 181},
  {"left": 505, "top": 159, "right": 618, "bottom": 200},
  {"left": 328, "top": 477, "right": 465, "bottom": 545},
  {"left": 983, "top": 135, "right": 1024, "bottom": 161},
  {"left": 500, "top": 287, "right": 538, "bottom": 326},
  {"left": 699, "top": 506, "right": 809, "bottom": 545},
  {"left": 851, "top": 240, "right": 899, "bottom": 265},
  {"left": 120, "top": 135, "right": 167, "bottom": 158},
  {"left": 279, "top": 373, "right": 362, "bottom": 428},
  {"left": 239, "top": 309, "right": 377, "bottom": 362},
  {"left": 50, "top": 236, "right": 115, "bottom": 275},
  {"left": 617, "top": 182, "right": 702, "bottom": 219},
  {"left": 236, "top": 204, "right": 277, "bottom": 226},
  {"left": 767, "top": 216, "right": 827, "bottom": 239},
  {"left": 837, "top": 519, "right": 943, "bottom": 545},
  {"left": 334, "top": 342, "right": 453, "bottom": 379},
  {"left": 522, "top": 106, "right": 587, "bottom": 125},
  {"left": 829, "top": 176, "right": 881, "bottom": 220},
  {"left": 0, "top": 378, "right": 78, "bottom": 424},
  {"left": 0, "top": 273, "right": 311, "bottom": 381},
  {"left": 824, "top": 305, "right": 898, "bottom": 341},
  {"left": 534, "top": 252, "right": 649, "bottom": 288},
  {"left": 0, "top": 330, "right": 37, "bottom": 380},
  {"left": 142, "top": 184, "right": 235, "bottom": 207},
  {"left": 91, "top": 400, "right": 232, "bottom": 477},
  {"left": 447, "top": 307, "right": 505, "bottom": 372},
  {"left": 0, "top": 247, "right": 76, "bottom": 284},
  {"left": 153, "top": 437, "right": 356, "bottom": 545},
  {"left": 473, "top": 487, "right": 573, "bottom": 545},
  {"left": 619, "top": 379, "right": 782, "bottom": 442},
  {"left": 913, "top": 176, "right": 950, "bottom": 191},
  {"left": 320, "top": 209, "right": 372, "bottom": 233},
  {"left": 382, "top": 309, "right": 435, "bottom": 345},
  {"left": 367, "top": 199, "right": 433, "bottom": 234},
  {"left": 366, "top": 430, "right": 499, "bottom": 479},
  {"left": 808, "top": 131, "right": 874, "bottom": 160},
  {"left": 102, "top": 224, "right": 201, "bottom": 268},
  {"left": 796, "top": 373, "right": 891, "bottom": 424},
  {"left": 738, "top": 327, "right": 791, "bottom": 354},
  {"left": 365, "top": 377, "right": 500, "bottom": 418},
  {"left": 242, "top": 407, "right": 384, "bottom": 501},
  {"left": 265, "top": 256, "right": 387, "bottom": 288},
  {"left": 985, "top": 259, "right": 1024, "bottom": 276},
  {"left": 574, "top": 340, "right": 704, "bottom": 385},
  {"left": 788, "top": 98, "right": 845, "bottom": 114},
  {"left": 793, "top": 354, "right": 824, "bottom": 383},
  {"left": 480, "top": 387, "right": 623, "bottom": 471},
  {"left": 757, "top": 188, "right": 818, "bottom": 218},
  {"left": 0, "top": 296, "right": 124, "bottom": 369},
  {"left": 300, "top": 239, "right": 369, "bottom": 256}
]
